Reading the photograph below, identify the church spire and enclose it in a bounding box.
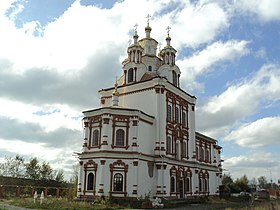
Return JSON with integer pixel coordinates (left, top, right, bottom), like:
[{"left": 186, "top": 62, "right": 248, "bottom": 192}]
[
  {"left": 165, "top": 26, "right": 171, "bottom": 46},
  {"left": 133, "top": 23, "right": 139, "bottom": 44},
  {"left": 145, "top": 14, "right": 152, "bottom": 38}
]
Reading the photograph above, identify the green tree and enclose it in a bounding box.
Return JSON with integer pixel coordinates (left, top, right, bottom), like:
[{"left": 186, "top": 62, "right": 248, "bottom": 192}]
[
  {"left": 54, "top": 169, "right": 65, "bottom": 183},
  {"left": 258, "top": 176, "right": 268, "bottom": 189},
  {"left": 0, "top": 155, "right": 25, "bottom": 178},
  {"left": 25, "top": 157, "right": 40, "bottom": 180},
  {"left": 235, "top": 175, "right": 250, "bottom": 192},
  {"left": 40, "top": 161, "right": 53, "bottom": 181}
]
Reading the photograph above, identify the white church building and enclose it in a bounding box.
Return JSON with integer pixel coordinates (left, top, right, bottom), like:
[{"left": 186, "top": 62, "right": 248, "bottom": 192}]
[{"left": 77, "top": 22, "right": 222, "bottom": 200}]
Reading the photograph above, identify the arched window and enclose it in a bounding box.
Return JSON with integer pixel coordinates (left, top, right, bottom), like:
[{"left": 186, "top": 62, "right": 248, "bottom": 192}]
[
  {"left": 172, "top": 71, "right": 177, "bottom": 86},
  {"left": 171, "top": 176, "right": 175, "bottom": 192},
  {"left": 167, "top": 136, "right": 172, "bottom": 154},
  {"left": 113, "top": 173, "right": 123, "bottom": 191},
  {"left": 116, "top": 129, "right": 125, "bottom": 146},
  {"left": 92, "top": 129, "right": 99, "bottom": 146},
  {"left": 167, "top": 104, "right": 172, "bottom": 121},
  {"left": 128, "top": 68, "right": 134, "bottom": 83},
  {"left": 87, "top": 173, "right": 94, "bottom": 190},
  {"left": 148, "top": 65, "right": 152, "bottom": 71}
]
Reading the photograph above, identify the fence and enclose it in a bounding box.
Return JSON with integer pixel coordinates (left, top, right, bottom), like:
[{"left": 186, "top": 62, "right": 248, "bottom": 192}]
[{"left": 0, "top": 185, "right": 76, "bottom": 199}]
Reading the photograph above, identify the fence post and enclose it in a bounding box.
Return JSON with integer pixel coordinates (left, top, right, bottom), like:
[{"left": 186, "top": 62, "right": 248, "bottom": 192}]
[
  {"left": 31, "top": 187, "right": 35, "bottom": 197},
  {"left": 0, "top": 185, "right": 4, "bottom": 198},
  {"left": 16, "top": 186, "right": 20, "bottom": 197},
  {"left": 56, "top": 188, "right": 59, "bottom": 198}
]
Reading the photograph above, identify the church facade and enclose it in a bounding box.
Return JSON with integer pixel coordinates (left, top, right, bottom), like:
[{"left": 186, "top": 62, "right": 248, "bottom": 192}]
[{"left": 77, "top": 22, "right": 222, "bottom": 199}]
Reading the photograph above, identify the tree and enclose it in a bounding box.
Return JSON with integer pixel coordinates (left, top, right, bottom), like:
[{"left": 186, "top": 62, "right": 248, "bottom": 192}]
[
  {"left": 235, "top": 175, "right": 250, "bottom": 192},
  {"left": 54, "top": 169, "right": 65, "bottom": 183},
  {"left": 0, "top": 155, "right": 25, "bottom": 178},
  {"left": 40, "top": 161, "right": 53, "bottom": 181},
  {"left": 258, "top": 176, "right": 268, "bottom": 189},
  {"left": 25, "top": 157, "right": 40, "bottom": 180}
]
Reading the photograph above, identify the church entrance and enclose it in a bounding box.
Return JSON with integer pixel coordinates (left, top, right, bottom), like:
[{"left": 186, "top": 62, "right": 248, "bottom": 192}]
[{"left": 179, "top": 179, "right": 184, "bottom": 198}]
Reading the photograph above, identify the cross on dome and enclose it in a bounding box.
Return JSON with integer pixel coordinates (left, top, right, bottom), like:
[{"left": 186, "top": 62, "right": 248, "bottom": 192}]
[
  {"left": 134, "top": 23, "right": 138, "bottom": 34},
  {"left": 146, "top": 14, "right": 151, "bottom": 26},
  {"left": 166, "top": 26, "right": 171, "bottom": 37}
]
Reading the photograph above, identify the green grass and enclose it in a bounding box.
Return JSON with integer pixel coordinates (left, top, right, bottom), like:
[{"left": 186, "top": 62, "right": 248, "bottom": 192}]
[{"left": 6, "top": 197, "right": 127, "bottom": 210}]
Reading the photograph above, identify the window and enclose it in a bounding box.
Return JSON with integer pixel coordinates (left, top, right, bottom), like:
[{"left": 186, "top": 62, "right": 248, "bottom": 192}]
[
  {"left": 87, "top": 173, "right": 94, "bottom": 190},
  {"left": 175, "top": 106, "right": 179, "bottom": 123},
  {"left": 92, "top": 129, "right": 99, "bottom": 146},
  {"left": 182, "top": 141, "right": 186, "bottom": 158},
  {"left": 182, "top": 112, "right": 186, "bottom": 127},
  {"left": 199, "top": 178, "right": 202, "bottom": 192},
  {"left": 113, "top": 173, "right": 123, "bottom": 191},
  {"left": 167, "top": 104, "right": 172, "bottom": 121},
  {"left": 176, "top": 141, "right": 180, "bottom": 160},
  {"left": 172, "top": 71, "right": 177, "bottom": 86},
  {"left": 148, "top": 65, "right": 152, "bottom": 71},
  {"left": 204, "top": 179, "right": 208, "bottom": 192},
  {"left": 186, "top": 177, "right": 190, "bottom": 192},
  {"left": 167, "top": 136, "right": 172, "bottom": 154},
  {"left": 116, "top": 129, "right": 125, "bottom": 146},
  {"left": 128, "top": 68, "right": 134, "bottom": 83},
  {"left": 171, "top": 176, "right": 175, "bottom": 192}
]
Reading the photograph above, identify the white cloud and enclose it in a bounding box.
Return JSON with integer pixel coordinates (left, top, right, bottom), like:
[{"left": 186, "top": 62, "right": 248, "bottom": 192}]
[
  {"left": 223, "top": 152, "right": 280, "bottom": 181},
  {"left": 225, "top": 116, "right": 280, "bottom": 148},
  {"left": 178, "top": 40, "right": 249, "bottom": 91},
  {"left": 196, "top": 64, "right": 280, "bottom": 137},
  {"left": 235, "top": 0, "right": 280, "bottom": 22}
]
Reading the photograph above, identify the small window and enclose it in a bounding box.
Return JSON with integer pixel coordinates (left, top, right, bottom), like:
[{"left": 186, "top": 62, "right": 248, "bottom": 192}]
[
  {"left": 113, "top": 173, "right": 123, "bottom": 191},
  {"left": 182, "top": 141, "right": 186, "bottom": 157},
  {"left": 167, "top": 104, "right": 172, "bottom": 121},
  {"left": 199, "top": 178, "right": 202, "bottom": 192},
  {"left": 171, "top": 176, "right": 175, "bottom": 192},
  {"left": 92, "top": 129, "right": 99, "bottom": 146},
  {"left": 87, "top": 173, "right": 94, "bottom": 190},
  {"left": 128, "top": 68, "right": 134, "bottom": 83},
  {"left": 172, "top": 71, "right": 177, "bottom": 86},
  {"left": 148, "top": 65, "right": 152, "bottom": 71},
  {"left": 116, "top": 129, "right": 125, "bottom": 146},
  {"left": 167, "top": 136, "right": 172, "bottom": 154},
  {"left": 186, "top": 177, "right": 190, "bottom": 192},
  {"left": 204, "top": 179, "right": 208, "bottom": 192},
  {"left": 175, "top": 106, "right": 179, "bottom": 123},
  {"left": 176, "top": 141, "right": 180, "bottom": 160},
  {"left": 182, "top": 112, "right": 186, "bottom": 127}
]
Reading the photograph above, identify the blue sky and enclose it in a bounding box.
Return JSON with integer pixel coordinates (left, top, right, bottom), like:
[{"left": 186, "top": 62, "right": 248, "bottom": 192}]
[{"left": 0, "top": 0, "right": 280, "bottom": 182}]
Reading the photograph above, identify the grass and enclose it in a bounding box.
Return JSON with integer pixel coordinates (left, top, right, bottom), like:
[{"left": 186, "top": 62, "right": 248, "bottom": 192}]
[{"left": 3, "top": 197, "right": 127, "bottom": 210}]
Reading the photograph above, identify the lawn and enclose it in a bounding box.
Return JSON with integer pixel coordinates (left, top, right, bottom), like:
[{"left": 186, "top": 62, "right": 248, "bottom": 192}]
[{"left": 1, "top": 197, "right": 127, "bottom": 210}]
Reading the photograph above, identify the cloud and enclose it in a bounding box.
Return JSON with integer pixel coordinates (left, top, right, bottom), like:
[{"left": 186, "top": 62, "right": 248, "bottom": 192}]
[
  {"left": 196, "top": 64, "right": 280, "bottom": 137},
  {"left": 223, "top": 152, "right": 280, "bottom": 181},
  {"left": 225, "top": 116, "right": 280, "bottom": 148},
  {"left": 178, "top": 39, "right": 250, "bottom": 91},
  {"left": 235, "top": 0, "right": 280, "bottom": 22}
]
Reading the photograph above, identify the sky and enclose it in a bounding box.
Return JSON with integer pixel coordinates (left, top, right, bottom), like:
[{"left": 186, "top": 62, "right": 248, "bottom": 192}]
[{"left": 0, "top": 0, "right": 280, "bottom": 182}]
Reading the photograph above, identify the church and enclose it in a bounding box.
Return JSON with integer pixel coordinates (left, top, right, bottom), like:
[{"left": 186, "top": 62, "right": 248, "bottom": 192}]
[{"left": 77, "top": 20, "right": 222, "bottom": 199}]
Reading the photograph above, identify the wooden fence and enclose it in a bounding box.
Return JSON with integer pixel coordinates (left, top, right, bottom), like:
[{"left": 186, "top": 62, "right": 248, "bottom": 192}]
[{"left": 0, "top": 185, "right": 76, "bottom": 199}]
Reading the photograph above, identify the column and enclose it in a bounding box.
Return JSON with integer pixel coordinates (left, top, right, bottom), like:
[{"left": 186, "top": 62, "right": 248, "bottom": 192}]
[
  {"left": 101, "top": 117, "right": 110, "bottom": 149},
  {"left": 131, "top": 119, "right": 138, "bottom": 151},
  {"left": 132, "top": 161, "right": 139, "bottom": 197},
  {"left": 98, "top": 160, "right": 106, "bottom": 196}
]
